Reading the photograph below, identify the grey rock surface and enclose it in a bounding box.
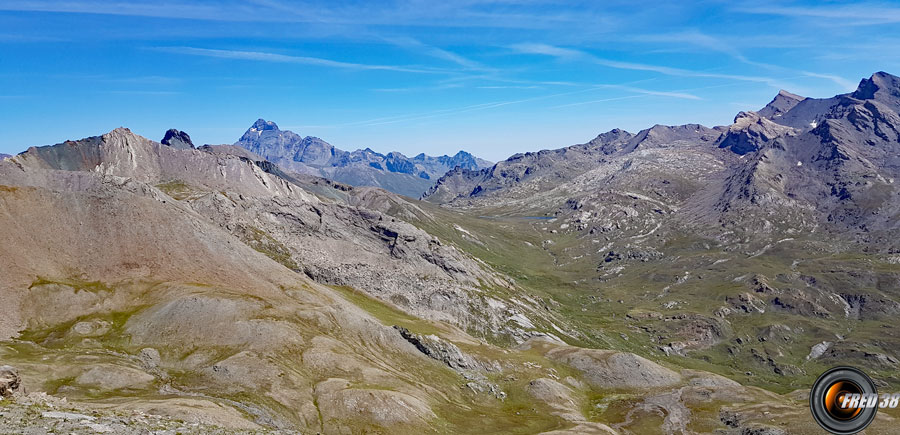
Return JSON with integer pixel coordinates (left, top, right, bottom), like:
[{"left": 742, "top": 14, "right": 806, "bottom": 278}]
[
  {"left": 757, "top": 89, "right": 805, "bottom": 119},
  {"left": 546, "top": 346, "right": 681, "bottom": 389},
  {"left": 394, "top": 325, "right": 498, "bottom": 371}
]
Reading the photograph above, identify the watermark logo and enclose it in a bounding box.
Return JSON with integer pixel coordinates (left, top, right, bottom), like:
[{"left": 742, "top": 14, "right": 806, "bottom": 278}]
[{"left": 810, "top": 367, "right": 880, "bottom": 434}]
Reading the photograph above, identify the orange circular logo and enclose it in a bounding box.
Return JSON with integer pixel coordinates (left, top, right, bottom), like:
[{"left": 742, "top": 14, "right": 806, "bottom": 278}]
[{"left": 810, "top": 367, "right": 878, "bottom": 434}]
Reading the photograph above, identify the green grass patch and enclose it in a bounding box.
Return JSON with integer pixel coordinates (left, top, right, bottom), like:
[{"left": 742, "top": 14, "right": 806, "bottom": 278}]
[{"left": 240, "top": 226, "right": 300, "bottom": 271}]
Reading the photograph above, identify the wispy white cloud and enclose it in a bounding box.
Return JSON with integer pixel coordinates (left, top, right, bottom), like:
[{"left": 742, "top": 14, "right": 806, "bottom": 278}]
[
  {"left": 625, "top": 30, "right": 789, "bottom": 72},
  {"left": 3, "top": 0, "right": 612, "bottom": 30},
  {"left": 152, "top": 46, "right": 448, "bottom": 74},
  {"left": 372, "top": 83, "right": 465, "bottom": 92},
  {"left": 801, "top": 71, "right": 857, "bottom": 91},
  {"left": 0, "top": 1, "right": 244, "bottom": 21},
  {"left": 551, "top": 94, "right": 644, "bottom": 109},
  {"left": 610, "top": 85, "right": 701, "bottom": 100},
  {"left": 306, "top": 82, "right": 698, "bottom": 128},
  {"left": 510, "top": 43, "right": 582, "bottom": 59},
  {"left": 618, "top": 32, "right": 857, "bottom": 92},
  {"left": 629, "top": 31, "right": 748, "bottom": 61},
  {"left": 510, "top": 42, "right": 785, "bottom": 87},
  {"left": 0, "top": 32, "right": 67, "bottom": 42},
  {"left": 382, "top": 36, "right": 488, "bottom": 71},
  {"left": 104, "top": 90, "right": 181, "bottom": 96},
  {"left": 476, "top": 85, "right": 542, "bottom": 89},
  {"left": 551, "top": 84, "right": 700, "bottom": 108},
  {"left": 737, "top": 3, "right": 900, "bottom": 25}
]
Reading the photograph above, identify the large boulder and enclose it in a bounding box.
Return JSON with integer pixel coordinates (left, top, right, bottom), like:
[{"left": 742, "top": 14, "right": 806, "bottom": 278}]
[
  {"left": 0, "top": 365, "right": 21, "bottom": 397},
  {"left": 546, "top": 347, "right": 681, "bottom": 389},
  {"left": 75, "top": 365, "right": 155, "bottom": 391}
]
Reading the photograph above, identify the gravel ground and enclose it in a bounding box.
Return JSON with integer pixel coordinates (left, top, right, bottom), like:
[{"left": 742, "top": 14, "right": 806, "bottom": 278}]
[{"left": 0, "top": 393, "right": 299, "bottom": 435}]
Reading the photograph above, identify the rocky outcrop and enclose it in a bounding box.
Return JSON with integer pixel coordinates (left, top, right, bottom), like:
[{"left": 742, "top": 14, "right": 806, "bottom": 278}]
[
  {"left": 186, "top": 187, "right": 540, "bottom": 341},
  {"left": 394, "top": 326, "right": 498, "bottom": 372},
  {"left": 758, "top": 90, "right": 805, "bottom": 119},
  {"left": 74, "top": 365, "right": 155, "bottom": 391},
  {"left": 546, "top": 346, "right": 681, "bottom": 389},
  {"left": 160, "top": 128, "right": 194, "bottom": 150},
  {"left": 716, "top": 111, "right": 796, "bottom": 155},
  {"left": 840, "top": 293, "right": 900, "bottom": 320},
  {"left": 0, "top": 365, "right": 21, "bottom": 397}
]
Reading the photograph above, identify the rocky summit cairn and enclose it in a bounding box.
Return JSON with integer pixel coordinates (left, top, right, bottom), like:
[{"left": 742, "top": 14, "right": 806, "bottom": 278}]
[
  {"left": 0, "top": 365, "right": 21, "bottom": 397},
  {"left": 161, "top": 128, "right": 194, "bottom": 150}
]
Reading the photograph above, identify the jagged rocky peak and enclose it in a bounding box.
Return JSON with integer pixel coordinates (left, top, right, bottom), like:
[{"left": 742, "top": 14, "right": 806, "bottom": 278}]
[
  {"left": 105, "top": 127, "right": 165, "bottom": 146},
  {"left": 591, "top": 128, "right": 632, "bottom": 141},
  {"left": 758, "top": 89, "right": 806, "bottom": 119},
  {"left": 161, "top": 128, "right": 194, "bottom": 150},
  {"left": 717, "top": 111, "right": 796, "bottom": 155},
  {"left": 586, "top": 128, "right": 634, "bottom": 154},
  {"left": 250, "top": 118, "right": 279, "bottom": 132},
  {"left": 852, "top": 71, "right": 900, "bottom": 104},
  {"left": 626, "top": 123, "right": 718, "bottom": 152},
  {"left": 588, "top": 128, "right": 633, "bottom": 144}
]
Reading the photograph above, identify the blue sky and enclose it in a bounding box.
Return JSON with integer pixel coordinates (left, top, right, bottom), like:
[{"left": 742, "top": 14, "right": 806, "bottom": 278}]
[{"left": 1, "top": 1, "right": 899, "bottom": 161}]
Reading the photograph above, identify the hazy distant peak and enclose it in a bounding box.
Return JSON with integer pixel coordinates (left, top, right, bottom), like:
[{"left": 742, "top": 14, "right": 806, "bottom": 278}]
[
  {"left": 251, "top": 118, "right": 279, "bottom": 132},
  {"left": 233, "top": 119, "right": 490, "bottom": 197}
]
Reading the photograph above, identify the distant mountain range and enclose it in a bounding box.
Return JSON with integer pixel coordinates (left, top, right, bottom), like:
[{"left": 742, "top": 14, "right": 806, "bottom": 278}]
[
  {"left": 0, "top": 153, "right": 10, "bottom": 160},
  {"left": 234, "top": 119, "right": 492, "bottom": 197}
]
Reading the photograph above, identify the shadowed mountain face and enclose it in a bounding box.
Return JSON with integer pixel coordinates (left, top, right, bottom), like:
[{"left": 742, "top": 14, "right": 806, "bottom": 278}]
[
  {"left": 160, "top": 128, "right": 194, "bottom": 150},
  {"left": 234, "top": 119, "right": 491, "bottom": 198}
]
